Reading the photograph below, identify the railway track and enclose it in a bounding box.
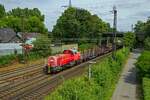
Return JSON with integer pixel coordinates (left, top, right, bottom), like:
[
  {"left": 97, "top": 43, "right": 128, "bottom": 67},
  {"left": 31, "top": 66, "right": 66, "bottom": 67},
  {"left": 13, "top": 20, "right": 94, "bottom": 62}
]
[
  {"left": 0, "top": 63, "right": 43, "bottom": 76},
  {"left": 0, "top": 51, "right": 112, "bottom": 100},
  {"left": 0, "top": 64, "right": 44, "bottom": 88},
  {"left": 13, "top": 59, "right": 87, "bottom": 100}
]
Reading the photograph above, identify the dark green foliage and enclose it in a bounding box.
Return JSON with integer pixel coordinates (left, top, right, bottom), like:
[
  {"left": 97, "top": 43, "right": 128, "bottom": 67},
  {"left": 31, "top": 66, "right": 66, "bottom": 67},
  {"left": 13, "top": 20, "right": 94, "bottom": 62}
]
[
  {"left": 0, "top": 5, "right": 47, "bottom": 33},
  {"left": 0, "top": 55, "right": 16, "bottom": 67},
  {"left": 0, "top": 16, "right": 47, "bottom": 33},
  {"left": 26, "top": 16, "right": 47, "bottom": 33},
  {"left": 48, "top": 78, "right": 98, "bottom": 100},
  {"left": 136, "top": 51, "right": 150, "bottom": 78},
  {"left": 17, "top": 51, "right": 44, "bottom": 63},
  {"left": 52, "top": 7, "right": 111, "bottom": 43},
  {"left": 91, "top": 60, "right": 113, "bottom": 100},
  {"left": 143, "top": 77, "right": 150, "bottom": 100},
  {"left": 124, "top": 32, "right": 136, "bottom": 49},
  {"left": 33, "top": 34, "right": 51, "bottom": 57},
  {"left": 46, "top": 48, "right": 129, "bottom": 100},
  {"left": 136, "top": 50, "right": 150, "bottom": 100},
  {"left": 0, "top": 16, "right": 22, "bottom": 32},
  {"left": 134, "top": 21, "right": 146, "bottom": 35},
  {"left": 7, "top": 7, "right": 44, "bottom": 21},
  {"left": 144, "top": 37, "right": 150, "bottom": 50},
  {"left": 134, "top": 18, "right": 150, "bottom": 42},
  {"left": 78, "top": 43, "right": 96, "bottom": 51},
  {"left": 0, "top": 4, "right": 6, "bottom": 19}
]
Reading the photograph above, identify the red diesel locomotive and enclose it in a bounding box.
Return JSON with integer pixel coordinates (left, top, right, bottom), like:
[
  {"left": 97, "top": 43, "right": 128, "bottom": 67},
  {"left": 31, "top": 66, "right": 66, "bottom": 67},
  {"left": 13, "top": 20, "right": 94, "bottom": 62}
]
[
  {"left": 45, "top": 49, "right": 81, "bottom": 74},
  {"left": 44, "top": 45, "right": 113, "bottom": 74}
]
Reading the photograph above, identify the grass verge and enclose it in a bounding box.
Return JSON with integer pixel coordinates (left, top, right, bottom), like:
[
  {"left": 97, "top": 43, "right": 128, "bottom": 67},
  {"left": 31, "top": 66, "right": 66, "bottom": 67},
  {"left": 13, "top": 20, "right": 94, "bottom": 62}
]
[{"left": 45, "top": 47, "right": 130, "bottom": 100}]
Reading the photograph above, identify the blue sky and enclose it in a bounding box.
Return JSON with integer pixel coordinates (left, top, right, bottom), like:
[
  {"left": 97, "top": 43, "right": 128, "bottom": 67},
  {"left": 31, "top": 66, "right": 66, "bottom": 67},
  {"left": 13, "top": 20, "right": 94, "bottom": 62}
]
[{"left": 0, "top": 0, "right": 150, "bottom": 32}]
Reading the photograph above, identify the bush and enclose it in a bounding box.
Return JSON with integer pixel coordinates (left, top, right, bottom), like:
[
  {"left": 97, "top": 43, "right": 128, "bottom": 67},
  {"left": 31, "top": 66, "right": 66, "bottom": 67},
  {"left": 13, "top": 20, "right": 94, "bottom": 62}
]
[
  {"left": 17, "top": 50, "right": 51, "bottom": 62},
  {"left": 144, "top": 37, "right": 150, "bottom": 50},
  {"left": 0, "top": 54, "right": 16, "bottom": 67},
  {"left": 136, "top": 51, "right": 150, "bottom": 78},
  {"left": 136, "top": 50, "right": 150, "bottom": 100},
  {"left": 124, "top": 32, "right": 136, "bottom": 49},
  {"left": 143, "top": 77, "right": 150, "bottom": 100},
  {"left": 78, "top": 43, "right": 96, "bottom": 51},
  {"left": 92, "top": 59, "right": 114, "bottom": 100},
  {"left": 46, "top": 77, "right": 98, "bottom": 100},
  {"left": 45, "top": 47, "right": 130, "bottom": 100}
]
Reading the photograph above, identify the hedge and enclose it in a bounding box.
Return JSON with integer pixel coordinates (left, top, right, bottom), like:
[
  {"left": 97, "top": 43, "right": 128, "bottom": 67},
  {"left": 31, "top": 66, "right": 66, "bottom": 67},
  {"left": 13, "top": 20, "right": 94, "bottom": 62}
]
[
  {"left": 136, "top": 50, "right": 150, "bottom": 100},
  {"left": 0, "top": 49, "right": 51, "bottom": 66},
  {"left": 45, "top": 47, "right": 130, "bottom": 100},
  {"left": 143, "top": 77, "right": 150, "bottom": 100},
  {"left": 0, "top": 54, "right": 16, "bottom": 67},
  {"left": 136, "top": 51, "right": 150, "bottom": 78},
  {"left": 17, "top": 50, "right": 51, "bottom": 62}
]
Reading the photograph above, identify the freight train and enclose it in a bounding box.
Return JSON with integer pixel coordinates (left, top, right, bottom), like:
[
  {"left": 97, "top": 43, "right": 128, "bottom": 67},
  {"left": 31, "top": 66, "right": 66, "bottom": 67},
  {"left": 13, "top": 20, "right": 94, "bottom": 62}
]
[{"left": 44, "top": 45, "right": 112, "bottom": 74}]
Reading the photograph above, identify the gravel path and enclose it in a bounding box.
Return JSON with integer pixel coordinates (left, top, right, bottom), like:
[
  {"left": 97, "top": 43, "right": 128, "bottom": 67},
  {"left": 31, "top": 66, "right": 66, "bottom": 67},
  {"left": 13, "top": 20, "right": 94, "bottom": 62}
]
[{"left": 112, "top": 49, "right": 141, "bottom": 100}]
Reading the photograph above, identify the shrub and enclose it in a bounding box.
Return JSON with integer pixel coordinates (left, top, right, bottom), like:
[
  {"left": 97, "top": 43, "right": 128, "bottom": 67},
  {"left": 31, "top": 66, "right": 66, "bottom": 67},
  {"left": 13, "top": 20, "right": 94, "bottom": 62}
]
[
  {"left": 92, "top": 59, "right": 113, "bottom": 100},
  {"left": 124, "top": 32, "right": 136, "bottom": 49},
  {"left": 79, "top": 43, "right": 96, "bottom": 51},
  {"left": 136, "top": 51, "right": 150, "bottom": 78},
  {"left": 143, "top": 77, "right": 150, "bottom": 100},
  {"left": 136, "top": 50, "right": 150, "bottom": 100},
  {"left": 46, "top": 77, "right": 97, "bottom": 100},
  {"left": 0, "top": 54, "right": 16, "bottom": 67},
  {"left": 144, "top": 37, "right": 150, "bottom": 50}
]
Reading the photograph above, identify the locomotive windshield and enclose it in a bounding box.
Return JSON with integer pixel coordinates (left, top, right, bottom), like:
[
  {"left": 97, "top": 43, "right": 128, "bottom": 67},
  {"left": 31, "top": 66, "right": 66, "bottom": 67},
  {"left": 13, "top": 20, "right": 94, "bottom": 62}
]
[{"left": 63, "top": 49, "right": 78, "bottom": 55}]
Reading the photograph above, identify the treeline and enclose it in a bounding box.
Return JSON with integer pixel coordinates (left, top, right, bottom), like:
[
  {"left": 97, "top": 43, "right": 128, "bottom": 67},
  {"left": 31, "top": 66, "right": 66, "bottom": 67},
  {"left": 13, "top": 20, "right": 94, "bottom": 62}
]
[
  {"left": 52, "top": 7, "right": 112, "bottom": 43},
  {"left": 134, "top": 18, "right": 150, "bottom": 50},
  {"left": 46, "top": 48, "right": 130, "bottom": 100},
  {"left": 0, "top": 4, "right": 47, "bottom": 33}
]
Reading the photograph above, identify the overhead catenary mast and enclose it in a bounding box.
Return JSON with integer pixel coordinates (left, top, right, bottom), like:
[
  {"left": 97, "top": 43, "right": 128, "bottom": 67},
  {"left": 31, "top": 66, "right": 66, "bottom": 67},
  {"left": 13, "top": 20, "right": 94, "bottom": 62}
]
[
  {"left": 131, "top": 24, "right": 134, "bottom": 32},
  {"left": 112, "top": 6, "right": 117, "bottom": 60}
]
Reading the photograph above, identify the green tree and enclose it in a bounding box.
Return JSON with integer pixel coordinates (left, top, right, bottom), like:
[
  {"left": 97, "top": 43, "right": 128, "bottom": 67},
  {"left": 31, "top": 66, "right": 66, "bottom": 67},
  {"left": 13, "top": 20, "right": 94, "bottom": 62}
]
[
  {"left": 0, "top": 20, "right": 7, "bottom": 28},
  {"left": 124, "top": 32, "right": 136, "bottom": 49},
  {"left": 52, "top": 7, "right": 110, "bottom": 43},
  {"left": 52, "top": 7, "right": 80, "bottom": 41},
  {"left": 0, "top": 6, "right": 47, "bottom": 33},
  {"left": 26, "top": 16, "right": 47, "bottom": 33},
  {"left": 145, "top": 18, "right": 150, "bottom": 37},
  {"left": 144, "top": 37, "right": 150, "bottom": 50},
  {"left": 134, "top": 18, "right": 150, "bottom": 41},
  {"left": 0, "top": 16, "right": 47, "bottom": 33},
  {"left": 32, "top": 34, "right": 51, "bottom": 57},
  {"left": 0, "top": 16, "right": 22, "bottom": 32},
  {"left": 134, "top": 21, "right": 146, "bottom": 34},
  {"left": 0, "top": 4, "right": 6, "bottom": 18},
  {"left": 7, "top": 7, "right": 44, "bottom": 21}
]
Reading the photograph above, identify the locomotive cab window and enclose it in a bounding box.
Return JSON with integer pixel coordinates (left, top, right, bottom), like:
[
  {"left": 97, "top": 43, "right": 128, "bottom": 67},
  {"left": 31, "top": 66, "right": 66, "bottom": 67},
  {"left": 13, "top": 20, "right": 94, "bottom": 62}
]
[{"left": 63, "top": 50, "right": 74, "bottom": 55}]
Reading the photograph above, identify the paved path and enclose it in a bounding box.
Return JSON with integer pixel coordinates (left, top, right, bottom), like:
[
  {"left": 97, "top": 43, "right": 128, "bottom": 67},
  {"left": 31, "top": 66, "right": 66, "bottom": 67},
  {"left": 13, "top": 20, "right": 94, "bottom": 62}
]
[{"left": 112, "top": 49, "right": 141, "bottom": 100}]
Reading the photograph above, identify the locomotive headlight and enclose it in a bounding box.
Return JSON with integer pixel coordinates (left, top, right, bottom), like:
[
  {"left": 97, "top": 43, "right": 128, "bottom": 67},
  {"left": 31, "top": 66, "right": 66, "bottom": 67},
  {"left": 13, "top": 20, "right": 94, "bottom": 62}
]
[
  {"left": 48, "top": 63, "right": 51, "bottom": 66},
  {"left": 50, "top": 59, "right": 54, "bottom": 62}
]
